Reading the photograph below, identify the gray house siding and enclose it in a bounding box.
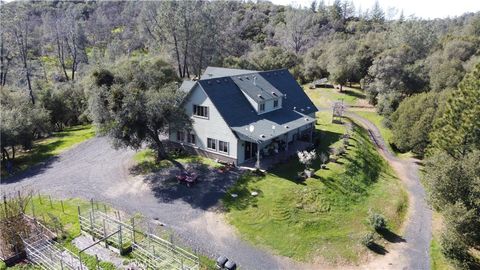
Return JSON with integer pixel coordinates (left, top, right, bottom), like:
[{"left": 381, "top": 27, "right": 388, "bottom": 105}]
[{"left": 169, "top": 84, "right": 239, "bottom": 163}]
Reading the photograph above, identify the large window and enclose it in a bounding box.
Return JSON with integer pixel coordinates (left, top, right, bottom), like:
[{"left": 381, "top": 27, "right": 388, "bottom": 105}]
[
  {"left": 193, "top": 105, "right": 209, "bottom": 118},
  {"left": 259, "top": 103, "right": 265, "bottom": 112},
  {"left": 219, "top": 141, "right": 229, "bottom": 153},
  {"left": 176, "top": 131, "right": 185, "bottom": 142},
  {"left": 207, "top": 138, "right": 216, "bottom": 150},
  {"left": 273, "top": 99, "right": 279, "bottom": 108},
  {"left": 187, "top": 133, "right": 196, "bottom": 145}
]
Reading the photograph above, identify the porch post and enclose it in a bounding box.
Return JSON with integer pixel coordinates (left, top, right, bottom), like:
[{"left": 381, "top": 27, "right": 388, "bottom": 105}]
[
  {"left": 310, "top": 125, "right": 314, "bottom": 143},
  {"left": 285, "top": 134, "right": 289, "bottom": 151},
  {"left": 255, "top": 143, "right": 261, "bottom": 169}
]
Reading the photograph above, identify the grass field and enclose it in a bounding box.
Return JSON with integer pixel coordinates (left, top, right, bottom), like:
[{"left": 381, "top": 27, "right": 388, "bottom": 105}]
[
  {"left": 303, "top": 85, "right": 367, "bottom": 108},
  {"left": 222, "top": 112, "right": 408, "bottom": 263},
  {"left": 132, "top": 148, "right": 222, "bottom": 174},
  {"left": 2, "top": 125, "right": 95, "bottom": 177}
]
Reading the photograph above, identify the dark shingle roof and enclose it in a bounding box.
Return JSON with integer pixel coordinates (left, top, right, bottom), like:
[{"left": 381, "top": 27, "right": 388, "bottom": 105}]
[
  {"left": 197, "top": 68, "right": 318, "bottom": 142},
  {"left": 230, "top": 74, "right": 283, "bottom": 102}
]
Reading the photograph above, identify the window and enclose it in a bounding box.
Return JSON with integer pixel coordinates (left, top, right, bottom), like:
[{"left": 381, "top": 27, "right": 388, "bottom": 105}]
[
  {"left": 273, "top": 99, "right": 279, "bottom": 108},
  {"left": 207, "top": 138, "right": 216, "bottom": 150},
  {"left": 187, "top": 133, "right": 196, "bottom": 144},
  {"left": 176, "top": 131, "right": 185, "bottom": 142},
  {"left": 193, "top": 105, "right": 209, "bottom": 118},
  {"left": 259, "top": 103, "right": 265, "bottom": 112},
  {"left": 219, "top": 141, "right": 229, "bottom": 153}
]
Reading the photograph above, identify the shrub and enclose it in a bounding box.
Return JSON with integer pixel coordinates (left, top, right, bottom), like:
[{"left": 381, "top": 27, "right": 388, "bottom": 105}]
[
  {"left": 0, "top": 261, "right": 6, "bottom": 270},
  {"left": 368, "top": 211, "right": 387, "bottom": 231},
  {"left": 440, "top": 230, "right": 472, "bottom": 268},
  {"left": 361, "top": 232, "right": 375, "bottom": 247}
]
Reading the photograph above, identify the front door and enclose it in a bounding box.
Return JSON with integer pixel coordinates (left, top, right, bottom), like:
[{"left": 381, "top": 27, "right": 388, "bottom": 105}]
[{"left": 244, "top": 141, "right": 258, "bottom": 160}]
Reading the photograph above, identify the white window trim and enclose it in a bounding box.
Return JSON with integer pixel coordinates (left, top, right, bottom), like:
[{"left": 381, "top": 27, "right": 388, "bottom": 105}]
[
  {"left": 193, "top": 104, "right": 209, "bottom": 119},
  {"left": 207, "top": 138, "right": 217, "bottom": 150},
  {"left": 218, "top": 140, "right": 229, "bottom": 154}
]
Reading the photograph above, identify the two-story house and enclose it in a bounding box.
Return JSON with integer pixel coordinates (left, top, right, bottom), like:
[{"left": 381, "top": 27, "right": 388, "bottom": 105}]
[{"left": 169, "top": 67, "right": 318, "bottom": 167}]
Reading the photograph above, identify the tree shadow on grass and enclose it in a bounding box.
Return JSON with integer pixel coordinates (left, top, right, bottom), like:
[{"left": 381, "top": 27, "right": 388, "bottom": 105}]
[{"left": 342, "top": 89, "right": 366, "bottom": 100}]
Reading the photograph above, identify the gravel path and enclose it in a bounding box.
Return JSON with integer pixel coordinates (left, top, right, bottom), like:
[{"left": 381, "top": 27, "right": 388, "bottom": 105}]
[{"left": 346, "top": 111, "right": 432, "bottom": 270}]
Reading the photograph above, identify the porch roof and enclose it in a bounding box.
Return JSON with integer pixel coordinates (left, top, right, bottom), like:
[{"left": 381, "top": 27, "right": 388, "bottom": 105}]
[{"left": 232, "top": 112, "right": 315, "bottom": 143}]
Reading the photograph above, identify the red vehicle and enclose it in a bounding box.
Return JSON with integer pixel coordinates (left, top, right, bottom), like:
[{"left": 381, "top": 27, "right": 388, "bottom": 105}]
[{"left": 176, "top": 171, "right": 198, "bottom": 187}]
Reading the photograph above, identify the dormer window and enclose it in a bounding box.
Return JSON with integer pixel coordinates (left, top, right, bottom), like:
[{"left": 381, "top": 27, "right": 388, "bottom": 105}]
[
  {"left": 273, "top": 99, "right": 279, "bottom": 108},
  {"left": 259, "top": 103, "right": 265, "bottom": 112}
]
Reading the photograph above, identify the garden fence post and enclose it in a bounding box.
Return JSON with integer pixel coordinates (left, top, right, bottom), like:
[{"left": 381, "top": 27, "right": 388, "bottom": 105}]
[
  {"left": 119, "top": 224, "right": 123, "bottom": 254},
  {"left": 49, "top": 195, "right": 53, "bottom": 209},
  {"left": 32, "top": 199, "right": 36, "bottom": 218},
  {"left": 89, "top": 211, "right": 94, "bottom": 240},
  {"left": 60, "top": 258, "right": 64, "bottom": 270},
  {"left": 61, "top": 200, "right": 65, "bottom": 213},
  {"left": 79, "top": 252, "right": 83, "bottom": 270},
  {"left": 95, "top": 255, "right": 100, "bottom": 270},
  {"left": 77, "top": 206, "right": 82, "bottom": 231},
  {"left": 38, "top": 192, "right": 42, "bottom": 204},
  {"left": 90, "top": 199, "right": 94, "bottom": 213},
  {"left": 3, "top": 195, "right": 7, "bottom": 218},
  {"left": 103, "top": 218, "right": 108, "bottom": 248},
  {"left": 131, "top": 217, "right": 136, "bottom": 243},
  {"left": 103, "top": 204, "right": 107, "bottom": 214}
]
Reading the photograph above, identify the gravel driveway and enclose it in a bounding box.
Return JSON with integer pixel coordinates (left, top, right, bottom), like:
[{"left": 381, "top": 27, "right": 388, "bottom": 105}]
[{"left": 346, "top": 111, "right": 432, "bottom": 270}]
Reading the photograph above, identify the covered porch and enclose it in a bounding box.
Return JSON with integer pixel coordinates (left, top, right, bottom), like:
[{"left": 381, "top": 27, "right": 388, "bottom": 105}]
[{"left": 240, "top": 126, "right": 314, "bottom": 170}]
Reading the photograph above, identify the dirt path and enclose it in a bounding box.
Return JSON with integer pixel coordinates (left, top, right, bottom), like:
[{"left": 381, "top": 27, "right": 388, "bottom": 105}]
[{"left": 346, "top": 111, "right": 432, "bottom": 270}]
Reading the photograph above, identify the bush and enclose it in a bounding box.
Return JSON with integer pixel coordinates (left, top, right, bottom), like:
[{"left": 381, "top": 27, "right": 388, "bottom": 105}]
[
  {"left": 361, "top": 232, "right": 375, "bottom": 247},
  {"left": 0, "top": 261, "right": 6, "bottom": 270},
  {"left": 368, "top": 211, "right": 387, "bottom": 231},
  {"left": 440, "top": 230, "right": 472, "bottom": 268}
]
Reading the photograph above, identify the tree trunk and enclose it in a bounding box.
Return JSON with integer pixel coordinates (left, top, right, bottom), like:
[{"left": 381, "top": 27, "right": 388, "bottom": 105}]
[
  {"left": 11, "top": 145, "right": 15, "bottom": 160},
  {"left": 149, "top": 130, "right": 167, "bottom": 161},
  {"left": 339, "top": 85, "right": 343, "bottom": 92}
]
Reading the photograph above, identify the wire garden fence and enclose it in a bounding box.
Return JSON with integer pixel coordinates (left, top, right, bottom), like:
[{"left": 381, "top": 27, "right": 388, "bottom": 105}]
[{"left": 78, "top": 201, "right": 200, "bottom": 270}]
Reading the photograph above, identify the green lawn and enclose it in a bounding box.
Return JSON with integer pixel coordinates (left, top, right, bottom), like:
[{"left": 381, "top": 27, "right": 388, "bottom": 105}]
[
  {"left": 132, "top": 148, "right": 222, "bottom": 174},
  {"left": 3, "top": 125, "right": 95, "bottom": 176},
  {"left": 431, "top": 238, "right": 455, "bottom": 270},
  {"left": 303, "top": 85, "right": 367, "bottom": 108},
  {"left": 222, "top": 112, "right": 408, "bottom": 263}
]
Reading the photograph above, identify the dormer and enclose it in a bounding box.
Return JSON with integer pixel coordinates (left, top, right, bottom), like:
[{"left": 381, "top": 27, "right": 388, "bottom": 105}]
[{"left": 231, "top": 74, "right": 284, "bottom": 115}]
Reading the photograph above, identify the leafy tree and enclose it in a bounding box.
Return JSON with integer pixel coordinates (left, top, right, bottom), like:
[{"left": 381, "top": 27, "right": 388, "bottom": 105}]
[
  {"left": 430, "top": 63, "right": 480, "bottom": 158},
  {"left": 89, "top": 57, "right": 191, "bottom": 160},
  {"left": 390, "top": 91, "right": 447, "bottom": 156},
  {"left": 248, "top": 46, "right": 300, "bottom": 71},
  {"left": 38, "top": 82, "right": 88, "bottom": 130},
  {"left": 424, "top": 150, "right": 480, "bottom": 267},
  {"left": 0, "top": 88, "right": 50, "bottom": 165}
]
